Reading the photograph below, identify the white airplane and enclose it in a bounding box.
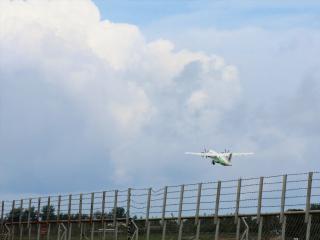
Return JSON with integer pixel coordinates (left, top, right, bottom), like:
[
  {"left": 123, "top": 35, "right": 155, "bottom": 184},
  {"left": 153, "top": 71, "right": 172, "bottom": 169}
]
[{"left": 185, "top": 149, "right": 254, "bottom": 166}]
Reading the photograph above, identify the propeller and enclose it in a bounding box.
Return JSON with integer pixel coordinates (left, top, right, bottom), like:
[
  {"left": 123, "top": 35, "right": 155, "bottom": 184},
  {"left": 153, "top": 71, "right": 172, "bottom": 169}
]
[{"left": 203, "top": 147, "right": 208, "bottom": 158}]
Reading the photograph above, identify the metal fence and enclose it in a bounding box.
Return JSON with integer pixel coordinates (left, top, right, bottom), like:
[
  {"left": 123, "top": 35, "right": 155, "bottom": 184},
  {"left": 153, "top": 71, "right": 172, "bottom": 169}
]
[{"left": 1, "top": 171, "right": 320, "bottom": 239}]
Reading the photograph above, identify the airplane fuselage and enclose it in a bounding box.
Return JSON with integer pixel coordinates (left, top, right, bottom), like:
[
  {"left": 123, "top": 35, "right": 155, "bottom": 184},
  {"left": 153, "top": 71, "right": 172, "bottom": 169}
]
[{"left": 207, "top": 150, "right": 232, "bottom": 166}]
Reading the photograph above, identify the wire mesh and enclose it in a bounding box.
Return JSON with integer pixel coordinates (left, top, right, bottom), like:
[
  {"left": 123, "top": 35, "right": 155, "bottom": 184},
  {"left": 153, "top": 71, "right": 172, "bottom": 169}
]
[{"left": 1, "top": 171, "right": 320, "bottom": 239}]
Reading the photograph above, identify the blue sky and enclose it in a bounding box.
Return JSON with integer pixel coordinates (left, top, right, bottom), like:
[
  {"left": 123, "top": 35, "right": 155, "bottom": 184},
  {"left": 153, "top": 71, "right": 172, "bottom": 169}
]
[
  {"left": 0, "top": 0, "right": 320, "bottom": 198},
  {"left": 94, "top": 0, "right": 320, "bottom": 29}
]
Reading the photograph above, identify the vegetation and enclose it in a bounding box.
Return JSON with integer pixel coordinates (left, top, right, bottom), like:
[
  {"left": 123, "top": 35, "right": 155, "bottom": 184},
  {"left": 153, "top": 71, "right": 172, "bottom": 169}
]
[{"left": 6, "top": 206, "right": 126, "bottom": 222}]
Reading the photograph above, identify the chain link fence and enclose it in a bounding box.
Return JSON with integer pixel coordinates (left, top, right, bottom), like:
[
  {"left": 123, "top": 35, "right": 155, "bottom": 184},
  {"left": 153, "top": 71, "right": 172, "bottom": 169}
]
[{"left": 0, "top": 171, "right": 319, "bottom": 239}]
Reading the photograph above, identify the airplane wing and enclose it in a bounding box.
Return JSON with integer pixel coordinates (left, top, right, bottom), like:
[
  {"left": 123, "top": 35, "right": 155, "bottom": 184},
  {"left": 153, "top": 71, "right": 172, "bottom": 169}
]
[
  {"left": 231, "top": 152, "right": 254, "bottom": 156},
  {"left": 185, "top": 152, "right": 218, "bottom": 157}
]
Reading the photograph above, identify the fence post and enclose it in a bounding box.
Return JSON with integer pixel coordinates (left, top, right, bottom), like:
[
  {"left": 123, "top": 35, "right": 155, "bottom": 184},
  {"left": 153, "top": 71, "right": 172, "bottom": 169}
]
[
  {"left": 146, "top": 188, "right": 151, "bottom": 240},
  {"left": 258, "top": 216, "right": 263, "bottom": 240},
  {"left": 19, "top": 199, "right": 23, "bottom": 226},
  {"left": 47, "top": 196, "right": 51, "bottom": 222},
  {"left": 178, "top": 220, "right": 183, "bottom": 240},
  {"left": 12, "top": 225, "right": 15, "bottom": 240},
  {"left": 114, "top": 221, "right": 118, "bottom": 240},
  {"left": 235, "top": 179, "right": 242, "bottom": 224},
  {"left": 57, "top": 223, "right": 61, "bottom": 240},
  {"left": 146, "top": 221, "right": 150, "bottom": 240},
  {"left": 90, "top": 193, "right": 94, "bottom": 222},
  {"left": 19, "top": 199, "right": 23, "bottom": 240},
  {"left": 1, "top": 201, "right": 4, "bottom": 226},
  {"left": 113, "top": 190, "right": 118, "bottom": 227},
  {"left": 37, "top": 223, "right": 40, "bottom": 240},
  {"left": 102, "top": 191, "right": 106, "bottom": 223},
  {"left": 178, "top": 185, "right": 185, "bottom": 225},
  {"left": 161, "top": 220, "right": 166, "bottom": 240},
  {"left": 79, "top": 193, "right": 83, "bottom": 224},
  {"left": 57, "top": 195, "right": 61, "bottom": 222},
  {"left": 280, "top": 175, "right": 287, "bottom": 223},
  {"left": 37, "top": 197, "right": 41, "bottom": 222},
  {"left": 306, "top": 214, "right": 312, "bottom": 240},
  {"left": 68, "top": 223, "right": 72, "bottom": 240},
  {"left": 281, "top": 215, "right": 286, "bottom": 240},
  {"left": 27, "top": 199, "right": 31, "bottom": 228},
  {"left": 68, "top": 194, "right": 72, "bottom": 223},
  {"left": 214, "top": 218, "right": 220, "bottom": 240},
  {"left": 126, "top": 188, "right": 131, "bottom": 226},
  {"left": 47, "top": 223, "right": 51, "bottom": 240},
  {"left": 161, "top": 186, "right": 167, "bottom": 224},
  {"left": 91, "top": 222, "right": 94, "bottom": 240},
  {"left": 257, "top": 177, "right": 264, "bottom": 223},
  {"left": 214, "top": 181, "right": 221, "bottom": 224},
  {"left": 235, "top": 218, "right": 240, "bottom": 240},
  {"left": 19, "top": 222, "right": 23, "bottom": 240},
  {"left": 11, "top": 200, "right": 15, "bottom": 223},
  {"left": 80, "top": 223, "right": 83, "bottom": 240},
  {"left": 103, "top": 222, "right": 106, "bottom": 240},
  {"left": 195, "top": 183, "right": 202, "bottom": 225},
  {"left": 305, "top": 172, "right": 313, "bottom": 223},
  {"left": 195, "top": 219, "right": 201, "bottom": 240},
  {"left": 146, "top": 188, "right": 152, "bottom": 227},
  {"left": 28, "top": 223, "right": 32, "bottom": 240}
]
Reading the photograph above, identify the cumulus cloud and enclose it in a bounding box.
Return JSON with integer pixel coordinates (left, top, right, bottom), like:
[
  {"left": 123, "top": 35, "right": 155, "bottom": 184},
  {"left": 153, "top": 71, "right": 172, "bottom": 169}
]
[{"left": 0, "top": 0, "right": 241, "bottom": 193}]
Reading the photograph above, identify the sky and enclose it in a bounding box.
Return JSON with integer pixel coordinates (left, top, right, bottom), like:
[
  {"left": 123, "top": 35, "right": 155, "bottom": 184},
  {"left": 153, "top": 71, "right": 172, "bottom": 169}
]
[{"left": 0, "top": 0, "right": 320, "bottom": 199}]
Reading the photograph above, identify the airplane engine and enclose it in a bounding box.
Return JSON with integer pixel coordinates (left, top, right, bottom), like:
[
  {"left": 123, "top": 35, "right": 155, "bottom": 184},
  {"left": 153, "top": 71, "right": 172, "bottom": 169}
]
[
  {"left": 228, "top": 153, "right": 233, "bottom": 162},
  {"left": 211, "top": 160, "right": 215, "bottom": 165}
]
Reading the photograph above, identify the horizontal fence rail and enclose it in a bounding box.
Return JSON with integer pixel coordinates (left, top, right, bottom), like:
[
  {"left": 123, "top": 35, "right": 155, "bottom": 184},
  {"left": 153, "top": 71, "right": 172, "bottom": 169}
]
[{"left": 0, "top": 171, "right": 320, "bottom": 240}]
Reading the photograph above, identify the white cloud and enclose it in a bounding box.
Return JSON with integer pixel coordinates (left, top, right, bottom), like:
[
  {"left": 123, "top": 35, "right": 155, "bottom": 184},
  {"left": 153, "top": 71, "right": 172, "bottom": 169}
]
[
  {"left": 187, "top": 90, "right": 208, "bottom": 111},
  {"left": 0, "top": 0, "right": 241, "bottom": 192}
]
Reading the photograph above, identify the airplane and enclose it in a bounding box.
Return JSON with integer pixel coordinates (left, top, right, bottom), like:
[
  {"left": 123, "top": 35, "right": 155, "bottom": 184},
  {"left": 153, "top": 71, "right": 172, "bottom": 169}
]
[{"left": 185, "top": 149, "right": 254, "bottom": 166}]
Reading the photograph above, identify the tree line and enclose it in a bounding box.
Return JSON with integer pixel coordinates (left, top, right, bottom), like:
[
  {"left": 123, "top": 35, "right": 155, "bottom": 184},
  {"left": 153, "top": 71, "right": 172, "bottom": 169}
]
[{"left": 5, "top": 206, "right": 126, "bottom": 222}]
